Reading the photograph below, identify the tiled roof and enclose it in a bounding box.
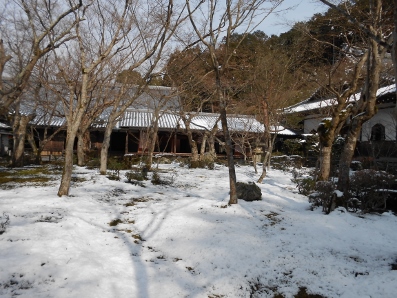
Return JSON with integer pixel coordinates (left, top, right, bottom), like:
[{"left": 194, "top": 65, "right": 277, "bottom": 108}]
[
  {"left": 117, "top": 109, "right": 264, "bottom": 133},
  {"left": 285, "top": 84, "right": 396, "bottom": 114},
  {"left": 31, "top": 107, "right": 288, "bottom": 134},
  {"left": 21, "top": 83, "right": 268, "bottom": 134},
  {"left": 32, "top": 115, "right": 66, "bottom": 127},
  {"left": 119, "top": 110, "right": 180, "bottom": 129},
  {"left": 31, "top": 108, "right": 265, "bottom": 134}
]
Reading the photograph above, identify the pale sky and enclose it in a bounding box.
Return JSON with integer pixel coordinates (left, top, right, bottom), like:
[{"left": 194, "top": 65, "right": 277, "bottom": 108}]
[{"left": 258, "top": 0, "right": 328, "bottom": 36}]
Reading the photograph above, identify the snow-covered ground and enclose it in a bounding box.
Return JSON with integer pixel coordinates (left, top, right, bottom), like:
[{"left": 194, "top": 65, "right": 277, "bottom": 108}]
[{"left": 0, "top": 163, "right": 396, "bottom": 298}]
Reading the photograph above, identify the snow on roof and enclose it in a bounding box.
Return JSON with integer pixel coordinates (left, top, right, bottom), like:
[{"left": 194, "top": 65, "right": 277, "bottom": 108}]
[
  {"left": 377, "top": 84, "right": 396, "bottom": 97},
  {"left": 118, "top": 110, "right": 179, "bottom": 130},
  {"left": 32, "top": 106, "right": 299, "bottom": 135},
  {"left": 270, "top": 125, "right": 297, "bottom": 136},
  {"left": 118, "top": 110, "right": 264, "bottom": 133},
  {"left": 0, "top": 122, "right": 11, "bottom": 129},
  {"left": 285, "top": 84, "right": 396, "bottom": 114},
  {"left": 187, "top": 113, "right": 219, "bottom": 131},
  {"left": 32, "top": 115, "right": 66, "bottom": 127},
  {"left": 30, "top": 106, "right": 264, "bottom": 134},
  {"left": 284, "top": 94, "right": 360, "bottom": 114}
]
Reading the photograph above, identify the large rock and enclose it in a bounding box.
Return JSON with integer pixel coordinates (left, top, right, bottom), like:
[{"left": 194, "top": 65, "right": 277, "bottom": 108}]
[{"left": 236, "top": 182, "right": 262, "bottom": 201}]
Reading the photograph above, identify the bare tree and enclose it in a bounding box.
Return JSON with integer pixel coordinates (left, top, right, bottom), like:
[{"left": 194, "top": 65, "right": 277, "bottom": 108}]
[
  {"left": 10, "top": 106, "right": 36, "bottom": 166},
  {"left": 18, "top": 56, "right": 67, "bottom": 164},
  {"left": 297, "top": 17, "right": 371, "bottom": 181},
  {"left": 178, "top": 88, "right": 215, "bottom": 164},
  {"left": 187, "top": 115, "right": 222, "bottom": 160},
  {"left": 74, "top": 78, "right": 123, "bottom": 167},
  {"left": 316, "top": 54, "right": 369, "bottom": 181},
  {"left": 211, "top": 30, "right": 305, "bottom": 181},
  {"left": 27, "top": 76, "right": 66, "bottom": 164},
  {"left": 98, "top": 0, "right": 188, "bottom": 175},
  {"left": 140, "top": 87, "right": 178, "bottom": 168},
  {"left": 253, "top": 49, "right": 306, "bottom": 182},
  {"left": 51, "top": 0, "right": 138, "bottom": 196},
  {"left": 229, "top": 117, "right": 258, "bottom": 164},
  {"left": 0, "top": 0, "right": 82, "bottom": 110},
  {"left": 186, "top": 0, "right": 283, "bottom": 204},
  {"left": 313, "top": 0, "right": 392, "bottom": 183},
  {"left": 164, "top": 46, "right": 218, "bottom": 164},
  {"left": 334, "top": 0, "right": 391, "bottom": 197},
  {"left": 200, "top": 120, "right": 220, "bottom": 160},
  {"left": 0, "top": 0, "right": 82, "bottom": 166},
  {"left": 318, "top": 0, "right": 397, "bottom": 120}
]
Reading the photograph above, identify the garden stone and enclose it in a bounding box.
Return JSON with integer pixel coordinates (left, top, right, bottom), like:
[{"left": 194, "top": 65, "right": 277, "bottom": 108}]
[{"left": 236, "top": 182, "right": 262, "bottom": 201}]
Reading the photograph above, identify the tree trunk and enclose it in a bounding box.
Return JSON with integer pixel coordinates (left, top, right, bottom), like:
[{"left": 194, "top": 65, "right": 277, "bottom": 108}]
[
  {"left": 258, "top": 99, "right": 271, "bottom": 181},
  {"left": 76, "top": 130, "right": 91, "bottom": 166},
  {"left": 179, "top": 115, "right": 200, "bottom": 162},
  {"left": 242, "top": 144, "right": 247, "bottom": 163},
  {"left": 252, "top": 154, "right": 258, "bottom": 174},
  {"left": 208, "top": 124, "right": 218, "bottom": 160},
  {"left": 100, "top": 124, "right": 113, "bottom": 175},
  {"left": 318, "top": 146, "right": 332, "bottom": 181},
  {"left": 251, "top": 141, "right": 258, "bottom": 174},
  {"left": 26, "top": 128, "right": 41, "bottom": 164},
  {"left": 315, "top": 49, "right": 368, "bottom": 181},
  {"left": 57, "top": 130, "right": 76, "bottom": 197},
  {"left": 190, "top": 138, "right": 199, "bottom": 162},
  {"left": 11, "top": 114, "right": 33, "bottom": 167},
  {"left": 219, "top": 106, "right": 238, "bottom": 204},
  {"left": 147, "top": 127, "right": 157, "bottom": 168},
  {"left": 258, "top": 129, "right": 274, "bottom": 181},
  {"left": 337, "top": 121, "right": 361, "bottom": 196},
  {"left": 186, "top": 127, "right": 199, "bottom": 162},
  {"left": 200, "top": 131, "right": 209, "bottom": 158},
  {"left": 77, "top": 132, "right": 85, "bottom": 166},
  {"left": 247, "top": 142, "right": 257, "bottom": 174},
  {"left": 338, "top": 27, "right": 383, "bottom": 199},
  {"left": 268, "top": 133, "right": 278, "bottom": 168},
  {"left": 209, "top": 134, "right": 216, "bottom": 159},
  {"left": 257, "top": 151, "right": 270, "bottom": 183},
  {"left": 58, "top": 72, "right": 90, "bottom": 196}
]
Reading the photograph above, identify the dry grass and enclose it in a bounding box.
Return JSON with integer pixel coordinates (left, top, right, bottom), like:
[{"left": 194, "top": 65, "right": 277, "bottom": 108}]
[{"left": 0, "top": 165, "right": 62, "bottom": 189}]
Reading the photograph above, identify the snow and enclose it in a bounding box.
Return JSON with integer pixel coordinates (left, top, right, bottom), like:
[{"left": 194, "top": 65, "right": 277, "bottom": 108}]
[
  {"left": 334, "top": 190, "right": 344, "bottom": 198},
  {"left": 0, "top": 122, "right": 11, "bottom": 129},
  {"left": 1, "top": 163, "right": 397, "bottom": 297},
  {"left": 285, "top": 84, "right": 396, "bottom": 114},
  {"left": 270, "top": 126, "right": 296, "bottom": 136}
]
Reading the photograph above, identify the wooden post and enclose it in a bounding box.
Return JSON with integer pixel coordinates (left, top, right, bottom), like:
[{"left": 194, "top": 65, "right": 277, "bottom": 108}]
[
  {"left": 125, "top": 131, "right": 128, "bottom": 155},
  {"left": 138, "top": 130, "right": 143, "bottom": 153},
  {"left": 173, "top": 133, "right": 177, "bottom": 153},
  {"left": 138, "top": 130, "right": 150, "bottom": 153}
]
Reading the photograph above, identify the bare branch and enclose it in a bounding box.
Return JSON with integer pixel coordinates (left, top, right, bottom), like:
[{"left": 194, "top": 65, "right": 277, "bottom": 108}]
[{"left": 318, "top": 0, "right": 392, "bottom": 50}]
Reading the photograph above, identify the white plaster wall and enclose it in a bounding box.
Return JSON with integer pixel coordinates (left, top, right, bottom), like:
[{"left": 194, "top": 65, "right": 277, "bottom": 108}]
[
  {"left": 302, "top": 108, "right": 397, "bottom": 141},
  {"left": 361, "top": 107, "right": 396, "bottom": 141}
]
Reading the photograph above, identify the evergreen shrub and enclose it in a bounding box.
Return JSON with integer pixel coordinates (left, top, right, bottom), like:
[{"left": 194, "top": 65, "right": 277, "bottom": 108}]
[{"left": 348, "top": 169, "right": 395, "bottom": 213}]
